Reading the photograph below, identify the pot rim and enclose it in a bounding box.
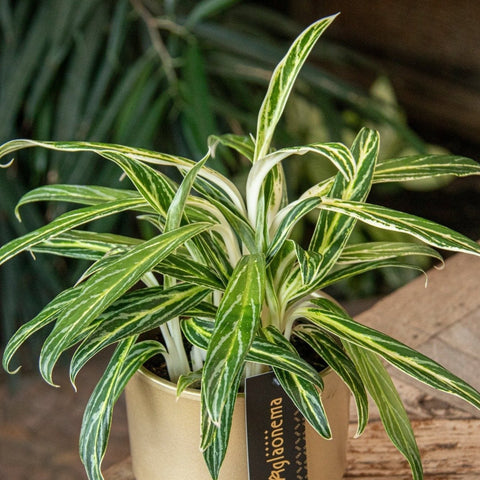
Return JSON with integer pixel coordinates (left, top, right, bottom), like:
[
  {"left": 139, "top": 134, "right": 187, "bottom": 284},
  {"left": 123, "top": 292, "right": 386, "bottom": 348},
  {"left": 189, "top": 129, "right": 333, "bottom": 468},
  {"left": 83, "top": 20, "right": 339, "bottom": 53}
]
[{"left": 136, "top": 364, "right": 333, "bottom": 401}]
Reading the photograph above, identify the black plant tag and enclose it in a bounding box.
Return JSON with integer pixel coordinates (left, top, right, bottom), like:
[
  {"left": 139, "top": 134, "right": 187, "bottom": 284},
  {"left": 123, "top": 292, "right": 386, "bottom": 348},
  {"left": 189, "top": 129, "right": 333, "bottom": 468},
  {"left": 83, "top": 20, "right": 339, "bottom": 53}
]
[{"left": 245, "top": 371, "right": 308, "bottom": 480}]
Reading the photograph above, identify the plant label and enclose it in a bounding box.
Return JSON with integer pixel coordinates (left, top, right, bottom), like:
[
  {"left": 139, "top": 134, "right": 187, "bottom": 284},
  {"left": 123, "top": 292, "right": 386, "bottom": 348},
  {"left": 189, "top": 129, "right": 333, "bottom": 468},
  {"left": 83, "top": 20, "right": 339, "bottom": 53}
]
[{"left": 245, "top": 371, "right": 308, "bottom": 479}]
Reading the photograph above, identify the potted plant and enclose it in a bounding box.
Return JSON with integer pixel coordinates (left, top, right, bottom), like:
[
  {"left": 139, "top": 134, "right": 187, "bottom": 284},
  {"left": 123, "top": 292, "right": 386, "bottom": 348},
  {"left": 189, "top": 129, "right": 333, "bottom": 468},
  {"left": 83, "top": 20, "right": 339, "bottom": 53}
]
[{"left": 1, "top": 14, "right": 480, "bottom": 480}]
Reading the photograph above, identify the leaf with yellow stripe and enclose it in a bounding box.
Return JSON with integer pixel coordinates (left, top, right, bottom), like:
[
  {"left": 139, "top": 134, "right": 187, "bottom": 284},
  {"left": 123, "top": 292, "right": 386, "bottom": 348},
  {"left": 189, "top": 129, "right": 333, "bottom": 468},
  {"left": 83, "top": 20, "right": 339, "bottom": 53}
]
[
  {"left": 300, "top": 297, "right": 480, "bottom": 412},
  {"left": 38, "top": 222, "right": 211, "bottom": 385},
  {"left": 254, "top": 15, "right": 338, "bottom": 162},
  {"left": 202, "top": 254, "right": 265, "bottom": 425},
  {"left": 319, "top": 198, "right": 480, "bottom": 257},
  {"left": 344, "top": 342, "right": 423, "bottom": 480},
  {"left": 80, "top": 337, "right": 164, "bottom": 480}
]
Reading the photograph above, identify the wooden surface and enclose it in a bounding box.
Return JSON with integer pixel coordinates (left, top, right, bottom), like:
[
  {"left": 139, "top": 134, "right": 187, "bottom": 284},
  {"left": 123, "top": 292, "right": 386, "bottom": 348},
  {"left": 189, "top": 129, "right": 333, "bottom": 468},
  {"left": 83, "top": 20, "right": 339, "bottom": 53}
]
[{"left": 105, "top": 249, "right": 480, "bottom": 479}]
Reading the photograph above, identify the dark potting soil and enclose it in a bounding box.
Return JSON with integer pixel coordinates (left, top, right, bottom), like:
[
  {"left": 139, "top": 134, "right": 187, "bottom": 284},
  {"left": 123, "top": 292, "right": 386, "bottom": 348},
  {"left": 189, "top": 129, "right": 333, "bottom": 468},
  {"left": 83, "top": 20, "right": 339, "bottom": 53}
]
[{"left": 141, "top": 327, "right": 329, "bottom": 386}]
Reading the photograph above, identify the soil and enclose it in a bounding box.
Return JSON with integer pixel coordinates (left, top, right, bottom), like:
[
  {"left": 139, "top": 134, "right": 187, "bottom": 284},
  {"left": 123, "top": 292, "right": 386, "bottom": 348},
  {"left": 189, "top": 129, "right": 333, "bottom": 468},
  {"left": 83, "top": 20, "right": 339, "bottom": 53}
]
[{"left": 142, "top": 326, "right": 329, "bottom": 386}]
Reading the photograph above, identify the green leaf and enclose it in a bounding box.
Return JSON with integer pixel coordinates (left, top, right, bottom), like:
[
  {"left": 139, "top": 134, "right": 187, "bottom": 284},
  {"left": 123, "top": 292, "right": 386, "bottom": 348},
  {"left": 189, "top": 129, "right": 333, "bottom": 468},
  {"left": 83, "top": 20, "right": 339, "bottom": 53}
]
[
  {"left": 374, "top": 154, "right": 480, "bottom": 183},
  {"left": 293, "top": 323, "right": 368, "bottom": 437},
  {"left": 301, "top": 298, "right": 480, "bottom": 412},
  {"left": 208, "top": 133, "right": 255, "bottom": 162},
  {"left": 182, "top": 317, "right": 324, "bottom": 387},
  {"left": 344, "top": 342, "right": 422, "bottom": 480},
  {"left": 15, "top": 185, "right": 144, "bottom": 219},
  {"left": 254, "top": 15, "right": 337, "bottom": 162},
  {"left": 319, "top": 198, "right": 480, "bottom": 257},
  {"left": 262, "top": 326, "right": 331, "bottom": 439},
  {"left": 31, "top": 230, "right": 141, "bottom": 261},
  {"left": 2, "top": 287, "right": 79, "bottom": 374},
  {"left": 202, "top": 254, "right": 265, "bottom": 424},
  {"left": 38, "top": 222, "right": 211, "bottom": 385},
  {"left": 80, "top": 337, "right": 164, "bottom": 480},
  {"left": 70, "top": 284, "right": 210, "bottom": 385},
  {"left": 185, "top": 0, "right": 241, "bottom": 27},
  {"left": 338, "top": 241, "right": 444, "bottom": 265},
  {"left": 318, "top": 259, "right": 426, "bottom": 289},
  {"left": 0, "top": 198, "right": 148, "bottom": 266},
  {"left": 180, "top": 42, "right": 218, "bottom": 164}
]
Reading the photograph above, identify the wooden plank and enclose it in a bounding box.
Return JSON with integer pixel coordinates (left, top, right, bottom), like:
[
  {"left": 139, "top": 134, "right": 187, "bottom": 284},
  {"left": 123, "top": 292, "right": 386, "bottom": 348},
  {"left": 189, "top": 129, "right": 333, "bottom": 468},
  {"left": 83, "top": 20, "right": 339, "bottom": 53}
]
[
  {"left": 354, "top": 250, "right": 480, "bottom": 416},
  {"left": 350, "top": 377, "right": 475, "bottom": 423},
  {"left": 104, "top": 458, "right": 134, "bottom": 480},
  {"left": 105, "top": 418, "right": 480, "bottom": 480},
  {"left": 345, "top": 418, "right": 480, "bottom": 478}
]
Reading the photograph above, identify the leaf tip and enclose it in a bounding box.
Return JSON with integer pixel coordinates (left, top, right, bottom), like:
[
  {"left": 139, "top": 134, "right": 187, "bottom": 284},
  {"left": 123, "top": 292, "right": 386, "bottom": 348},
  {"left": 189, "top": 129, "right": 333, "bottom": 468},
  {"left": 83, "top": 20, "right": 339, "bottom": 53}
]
[{"left": 1, "top": 157, "right": 15, "bottom": 168}]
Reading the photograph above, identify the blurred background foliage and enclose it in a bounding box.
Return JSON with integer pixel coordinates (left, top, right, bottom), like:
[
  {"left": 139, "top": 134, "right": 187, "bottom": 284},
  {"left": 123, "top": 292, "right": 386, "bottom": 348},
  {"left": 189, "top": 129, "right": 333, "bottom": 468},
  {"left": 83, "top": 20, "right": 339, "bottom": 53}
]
[{"left": 0, "top": 0, "right": 456, "bottom": 359}]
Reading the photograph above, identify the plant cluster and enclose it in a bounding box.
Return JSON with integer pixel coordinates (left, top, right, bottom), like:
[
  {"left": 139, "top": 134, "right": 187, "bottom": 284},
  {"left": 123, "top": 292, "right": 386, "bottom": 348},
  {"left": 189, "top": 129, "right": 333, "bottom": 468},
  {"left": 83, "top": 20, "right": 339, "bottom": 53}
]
[
  {"left": 2, "top": 14, "right": 480, "bottom": 480},
  {"left": 1, "top": 0, "right": 431, "bottom": 350}
]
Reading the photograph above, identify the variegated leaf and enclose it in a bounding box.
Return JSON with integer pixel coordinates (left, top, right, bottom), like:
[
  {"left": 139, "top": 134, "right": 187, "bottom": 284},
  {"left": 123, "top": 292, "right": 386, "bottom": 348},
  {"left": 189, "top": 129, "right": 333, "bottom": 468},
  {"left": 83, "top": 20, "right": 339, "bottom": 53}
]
[
  {"left": 247, "top": 142, "right": 352, "bottom": 226},
  {"left": 157, "top": 253, "right": 225, "bottom": 290},
  {"left": 284, "top": 128, "right": 379, "bottom": 303},
  {"left": 165, "top": 156, "right": 207, "bottom": 232},
  {"left": 2, "top": 287, "right": 79, "bottom": 374},
  {"left": 253, "top": 164, "right": 286, "bottom": 251},
  {"left": 262, "top": 326, "right": 331, "bottom": 439},
  {"left": 267, "top": 196, "right": 322, "bottom": 261},
  {"left": 301, "top": 298, "right": 480, "bottom": 411},
  {"left": 318, "top": 259, "right": 426, "bottom": 289},
  {"left": 195, "top": 195, "right": 256, "bottom": 254},
  {"left": 202, "top": 253, "right": 265, "bottom": 424},
  {"left": 345, "top": 342, "right": 422, "bottom": 480},
  {"left": 338, "top": 241, "right": 444, "bottom": 265},
  {"left": 208, "top": 133, "right": 255, "bottom": 162},
  {"left": 319, "top": 198, "right": 480, "bottom": 257},
  {"left": 0, "top": 139, "right": 245, "bottom": 214},
  {"left": 182, "top": 317, "right": 323, "bottom": 388},
  {"left": 0, "top": 198, "right": 148, "bottom": 266},
  {"left": 80, "top": 337, "right": 164, "bottom": 480},
  {"left": 39, "top": 222, "right": 211, "bottom": 385},
  {"left": 374, "top": 154, "right": 480, "bottom": 183},
  {"left": 100, "top": 151, "right": 177, "bottom": 216},
  {"left": 254, "top": 15, "right": 337, "bottom": 162},
  {"left": 31, "top": 230, "right": 141, "bottom": 261},
  {"left": 177, "top": 369, "right": 203, "bottom": 396},
  {"left": 15, "top": 185, "right": 145, "bottom": 219},
  {"left": 292, "top": 242, "right": 323, "bottom": 286},
  {"left": 70, "top": 284, "right": 210, "bottom": 385},
  {"left": 201, "top": 369, "right": 242, "bottom": 479},
  {"left": 293, "top": 323, "right": 368, "bottom": 437}
]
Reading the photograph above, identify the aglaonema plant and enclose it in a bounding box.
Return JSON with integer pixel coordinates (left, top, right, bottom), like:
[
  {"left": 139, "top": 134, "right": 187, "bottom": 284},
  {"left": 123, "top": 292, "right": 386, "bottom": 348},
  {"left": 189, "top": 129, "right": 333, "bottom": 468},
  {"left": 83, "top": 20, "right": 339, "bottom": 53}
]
[{"left": 1, "top": 14, "right": 480, "bottom": 480}]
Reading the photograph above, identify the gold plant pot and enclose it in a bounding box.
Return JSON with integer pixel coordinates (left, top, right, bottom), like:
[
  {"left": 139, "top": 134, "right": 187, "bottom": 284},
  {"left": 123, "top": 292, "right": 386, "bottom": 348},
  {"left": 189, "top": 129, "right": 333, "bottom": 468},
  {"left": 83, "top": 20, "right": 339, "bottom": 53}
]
[{"left": 125, "top": 367, "right": 350, "bottom": 479}]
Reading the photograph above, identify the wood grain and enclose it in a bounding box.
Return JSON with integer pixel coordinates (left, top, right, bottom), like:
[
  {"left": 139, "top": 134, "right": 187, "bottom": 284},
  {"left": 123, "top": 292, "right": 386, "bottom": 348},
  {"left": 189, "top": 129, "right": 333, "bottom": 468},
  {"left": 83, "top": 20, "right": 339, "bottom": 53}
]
[
  {"left": 345, "top": 418, "right": 480, "bottom": 478},
  {"left": 105, "top": 417, "right": 480, "bottom": 479},
  {"left": 355, "top": 249, "right": 480, "bottom": 417}
]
